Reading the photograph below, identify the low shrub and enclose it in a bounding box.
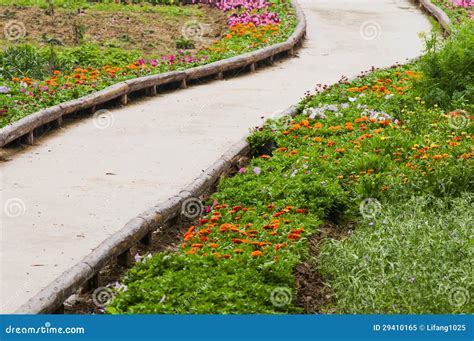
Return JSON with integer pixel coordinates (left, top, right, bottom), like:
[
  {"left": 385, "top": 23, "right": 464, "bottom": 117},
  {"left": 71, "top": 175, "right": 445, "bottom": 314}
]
[{"left": 416, "top": 21, "right": 474, "bottom": 111}]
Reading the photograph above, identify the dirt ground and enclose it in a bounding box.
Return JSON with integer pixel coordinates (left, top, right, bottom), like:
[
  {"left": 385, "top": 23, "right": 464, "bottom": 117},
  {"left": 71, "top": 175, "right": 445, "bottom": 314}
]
[
  {"left": 295, "top": 221, "right": 353, "bottom": 314},
  {"left": 0, "top": 4, "right": 227, "bottom": 55}
]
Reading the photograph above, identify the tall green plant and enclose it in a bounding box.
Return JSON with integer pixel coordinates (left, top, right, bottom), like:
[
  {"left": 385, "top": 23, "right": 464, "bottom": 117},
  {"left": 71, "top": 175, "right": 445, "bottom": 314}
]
[{"left": 416, "top": 21, "right": 474, "bottom": 111}]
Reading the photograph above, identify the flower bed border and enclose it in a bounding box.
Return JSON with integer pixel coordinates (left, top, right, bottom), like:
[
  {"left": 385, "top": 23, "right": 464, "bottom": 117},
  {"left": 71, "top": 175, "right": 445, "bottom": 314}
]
[
  {"left": 415, "top": 0, "right": 451, "bottom": 33},
  {"left": 14, "top": 0, "right": 451, "bottom": 314},
  {"left": 0, "top": 0, "right": 306, "bottom": 149}
]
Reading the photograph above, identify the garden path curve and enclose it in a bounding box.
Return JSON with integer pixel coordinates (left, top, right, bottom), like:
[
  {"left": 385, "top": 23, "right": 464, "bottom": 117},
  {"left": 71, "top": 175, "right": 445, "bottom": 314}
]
[{"left": 0, "top": 0, "right": 431, "bottom": 313}]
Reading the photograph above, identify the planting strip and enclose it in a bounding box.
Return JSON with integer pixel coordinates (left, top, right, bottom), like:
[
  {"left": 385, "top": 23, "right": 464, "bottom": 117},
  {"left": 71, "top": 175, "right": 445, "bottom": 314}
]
[{"left": 0, "top": 0, "right": 306, "bottom": 149}]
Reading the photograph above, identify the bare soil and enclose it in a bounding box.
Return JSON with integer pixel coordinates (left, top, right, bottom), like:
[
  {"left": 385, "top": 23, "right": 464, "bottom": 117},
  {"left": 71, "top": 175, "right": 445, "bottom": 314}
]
[
  {"left": 294, "top": 220, "right": 353, "bottom": 314},
  {"left": 0, "top": 5, "right": 227, "bottom": 55}
]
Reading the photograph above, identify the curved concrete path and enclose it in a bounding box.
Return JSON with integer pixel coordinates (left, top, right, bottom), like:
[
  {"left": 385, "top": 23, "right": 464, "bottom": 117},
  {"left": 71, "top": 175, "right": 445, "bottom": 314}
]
[{"left": 0, "top": 0, "right": 431, "bottom": 313}]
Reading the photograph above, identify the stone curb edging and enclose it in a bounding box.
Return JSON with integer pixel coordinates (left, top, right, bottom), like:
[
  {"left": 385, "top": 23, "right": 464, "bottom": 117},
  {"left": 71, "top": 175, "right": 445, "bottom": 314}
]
[
  {"left": 13, "top": 0, "right": 453, "bottom": 314},
  {"left": 0, "top": 0, "right": 306, "bottom": 149}
]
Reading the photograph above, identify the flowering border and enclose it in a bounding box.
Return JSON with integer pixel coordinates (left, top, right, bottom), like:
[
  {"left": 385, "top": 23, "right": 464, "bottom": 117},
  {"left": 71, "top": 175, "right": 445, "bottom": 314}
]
[
  {"left": 14, "top": 0, "right": 451, "bottom": 314},
  {"left": 0, "top": 0, "right": 306, "bottom": 150}
]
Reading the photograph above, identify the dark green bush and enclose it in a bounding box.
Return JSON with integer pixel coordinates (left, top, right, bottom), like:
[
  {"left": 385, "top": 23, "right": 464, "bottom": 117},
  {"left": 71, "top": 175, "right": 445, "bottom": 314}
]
[{"left": 416, "top": 21, "right": 474, "bottom": 110}]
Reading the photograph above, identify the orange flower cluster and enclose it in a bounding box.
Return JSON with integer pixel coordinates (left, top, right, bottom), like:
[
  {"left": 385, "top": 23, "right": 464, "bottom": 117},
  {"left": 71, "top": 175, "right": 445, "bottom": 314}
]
[
  {"left": 225, "top": 23, "right": 279, "bottom": 42},
  {"left": 346, "top": 72, "right": 417, "bottom": 95},
  {"left": 181, "top": 204, "right": 308, "bottom": 259}
]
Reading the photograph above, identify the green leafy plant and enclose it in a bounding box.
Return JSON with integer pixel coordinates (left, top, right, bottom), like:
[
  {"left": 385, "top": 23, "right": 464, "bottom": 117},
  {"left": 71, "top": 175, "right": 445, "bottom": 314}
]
[
  {"left": 416, "top": 21, "right": 474, "bottom": 111},
  {"left": 174, "top": 36, "right": 195, "bottom": 50}
]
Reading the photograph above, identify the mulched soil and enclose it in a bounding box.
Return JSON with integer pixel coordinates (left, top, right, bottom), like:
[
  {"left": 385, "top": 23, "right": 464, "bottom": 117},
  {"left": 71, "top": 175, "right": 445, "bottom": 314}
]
[
  {"left": 295, "top": 220, "right": 353, "bottom": 314},
  {"left": 0, "top": 5, "right": 227, "bottom": 55}
]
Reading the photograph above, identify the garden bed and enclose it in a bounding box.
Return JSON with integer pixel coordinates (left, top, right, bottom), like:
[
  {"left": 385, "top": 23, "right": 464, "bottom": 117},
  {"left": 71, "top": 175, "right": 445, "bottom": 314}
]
[
  {"left": 0, "top": 3, "right": 226, "bottom": 55},
  {"left": 0, "top": 0, "right": 300, "bottom": 146}
]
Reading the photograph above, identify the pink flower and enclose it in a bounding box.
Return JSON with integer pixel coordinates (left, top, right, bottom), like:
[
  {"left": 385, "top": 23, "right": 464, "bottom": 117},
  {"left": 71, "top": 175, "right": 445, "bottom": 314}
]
[{"left": 239, "top": 167, "right": 246, "bottom": 174}]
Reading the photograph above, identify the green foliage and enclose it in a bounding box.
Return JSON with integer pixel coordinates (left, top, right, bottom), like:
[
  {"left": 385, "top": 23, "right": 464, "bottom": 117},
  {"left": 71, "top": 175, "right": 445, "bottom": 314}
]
[
  {"left": 416, "top": 21, "right": 474, "bottom": 110},
  {"left": 247, "top": 127, "right": 276, "bottom": 152},
  {"left": 174, "top": 36, "right": 195, "bottom": 50},
  {"left": 0, "top": 44, "right": 65, "bottom": 79},
  {"left": 319, "top": 194, "right": 473, "bottom": 314},
  {"left": 0, "top": 43, "right": 143, "bottom": 79},
  {"left": 109, "top": 248, "right": 304, "bottom": 314}
]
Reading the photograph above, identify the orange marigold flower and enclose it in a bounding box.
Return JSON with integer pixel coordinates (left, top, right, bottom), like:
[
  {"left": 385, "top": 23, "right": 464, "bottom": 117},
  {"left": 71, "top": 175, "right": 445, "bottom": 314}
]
[
  {"left": 458, "top": 153, "right": 472, "bottom": 159},
  {"left": 191, "top": 243, "right": 204, "bottom": 248},
  {"left": 234, "top": 249, "right": 243, "bottom": 254},
  {"left": 288, "top": 233, "right": 301, "bottom": 240},
  {"left": 432, "top": 154, "right": 449, "bottom": 160},
  {"left": 355, "top": 117, "right": 368, "bottom": 123},
  {"left": 301, "top": 119, "right": 310, "bottom": 127},
  {"left": 251, "top": 250, "right": 262, "bottom": 257}
]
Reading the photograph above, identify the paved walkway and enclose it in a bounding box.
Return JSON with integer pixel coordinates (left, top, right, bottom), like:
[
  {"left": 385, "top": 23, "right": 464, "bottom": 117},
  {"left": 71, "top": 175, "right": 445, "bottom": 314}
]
[{"left": 0, "top": 0, "right": 431, "bottom": 313}]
